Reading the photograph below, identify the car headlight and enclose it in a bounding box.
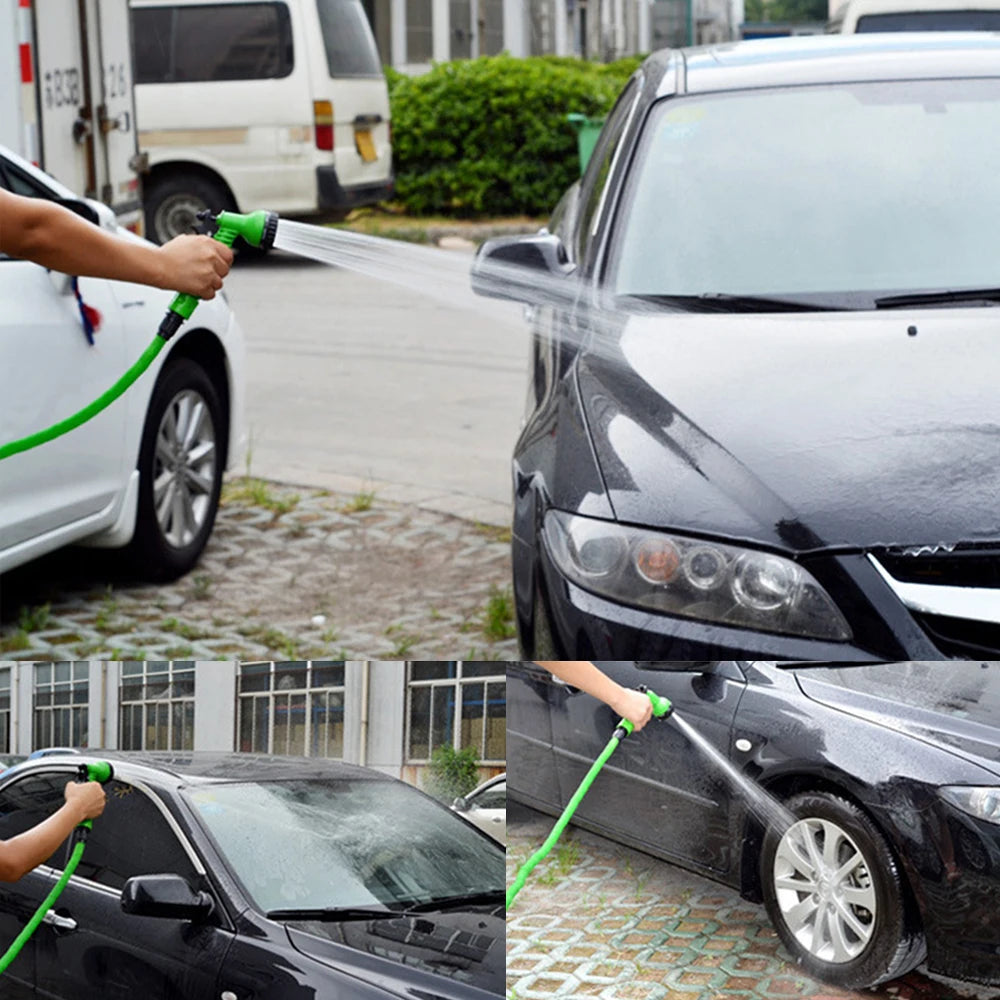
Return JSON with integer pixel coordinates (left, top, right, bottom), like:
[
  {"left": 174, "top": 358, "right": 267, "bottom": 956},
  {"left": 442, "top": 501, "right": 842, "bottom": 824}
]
[
  {"left": 940, "top": 786, "right": 1000, "bottom": 825},
  {"left": 543, "top": 510, "right": 852, "bottom": 641}
]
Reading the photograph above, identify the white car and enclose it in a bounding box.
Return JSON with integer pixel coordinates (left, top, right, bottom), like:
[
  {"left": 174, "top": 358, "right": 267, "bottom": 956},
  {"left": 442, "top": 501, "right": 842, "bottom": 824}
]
[
  {"left": 0, "top": 145, "right": 246, "bottom": 579},
  {"left": 452, "top": 774, "right": 506, "bottom": 844}
]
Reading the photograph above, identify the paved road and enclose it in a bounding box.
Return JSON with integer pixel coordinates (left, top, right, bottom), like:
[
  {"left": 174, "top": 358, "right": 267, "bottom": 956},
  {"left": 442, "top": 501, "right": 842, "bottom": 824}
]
[
  {"left": 225, "top": 248, "right": 529, "bottom": 527},
  {"left": 508, "top": 803, "right": 1000, "bottom": 1000}
]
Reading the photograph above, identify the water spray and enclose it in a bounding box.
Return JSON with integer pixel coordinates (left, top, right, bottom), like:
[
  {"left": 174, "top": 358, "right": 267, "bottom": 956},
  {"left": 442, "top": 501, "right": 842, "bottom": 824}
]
[
  {"left": 506, "top": 687, "right": 674, "bottom": 910},
  {"left": 0, "top": 761, "right": 114, "bottom": 976},
  {"left": 0, "top": 210, "right": 277, "bottom": 462}
]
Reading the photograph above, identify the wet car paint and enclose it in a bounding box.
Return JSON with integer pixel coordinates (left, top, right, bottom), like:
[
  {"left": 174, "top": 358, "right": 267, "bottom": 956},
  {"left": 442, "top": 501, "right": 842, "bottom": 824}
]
[
  {"left": 506, "top": 660, "right": 1000, "bottom": 985},
  {"left": 0, "top": 753, "right": 504, "bottom": 1000},
  {"left": 506, "top": 38, "right": 1000, "bottom": 660}
]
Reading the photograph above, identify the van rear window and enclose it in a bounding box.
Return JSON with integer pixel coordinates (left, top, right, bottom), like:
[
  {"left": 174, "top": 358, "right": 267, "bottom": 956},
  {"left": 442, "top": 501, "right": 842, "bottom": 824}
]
[
  {"left": 133, "top": 3, "right": 294, "bottom": 83},
  {"left": 316, "top": 0, "right": 383, "bottom": 77},
  {"left": 856, "top": 9, "right": 1000, "bottom": 29}
]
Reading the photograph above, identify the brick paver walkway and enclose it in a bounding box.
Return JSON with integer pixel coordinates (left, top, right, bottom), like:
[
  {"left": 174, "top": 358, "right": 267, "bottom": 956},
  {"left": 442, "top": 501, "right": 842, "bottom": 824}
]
[
  {"left": 507, "top": 804, "right": 1000, "bottom": 1000},
  {"left": 0, "top": 479, "right": 518, "bottom": 661}
]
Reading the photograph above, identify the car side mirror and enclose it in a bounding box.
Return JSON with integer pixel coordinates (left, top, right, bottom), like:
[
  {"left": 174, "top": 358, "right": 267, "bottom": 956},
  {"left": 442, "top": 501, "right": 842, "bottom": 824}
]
[
  {"left": 121, "top": 874, "right": 214, "bottom": 921},
  {"left": 452, "top": 796, "right": 468, "bottom": 811},
  {"left": 470, "top": 231, "right": 576, "bottom": 306}
]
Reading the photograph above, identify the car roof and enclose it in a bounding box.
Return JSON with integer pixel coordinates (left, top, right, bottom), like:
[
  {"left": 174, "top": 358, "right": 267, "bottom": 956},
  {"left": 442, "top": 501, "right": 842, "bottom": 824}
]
[
  {"left": 1, "top": 750, "right": 396, "bottom": 790},
  {"left": 651, "top": 33, "right": 1000, "bottom": 97}
]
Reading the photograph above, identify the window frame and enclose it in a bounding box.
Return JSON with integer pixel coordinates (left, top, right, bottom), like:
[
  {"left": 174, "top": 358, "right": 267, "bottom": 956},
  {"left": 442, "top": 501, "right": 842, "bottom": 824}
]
[
  {"left": 236, "top": 661, "right": 346, "bottom": 758},
  {"left": 404, "top": 662, "right": 506, "bottom": 766},
  {"left": 119, "top": 661, "right": 197, "bottom": 752},
  {"left": 132, "top": 1, "right": 295, "bottom": 85}
]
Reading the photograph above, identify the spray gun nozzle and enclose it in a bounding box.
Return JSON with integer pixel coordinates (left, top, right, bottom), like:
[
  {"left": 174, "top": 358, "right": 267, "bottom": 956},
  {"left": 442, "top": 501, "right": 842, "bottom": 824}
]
[{"left": 639, "top": 685, "right": 674, "bottom": 720}]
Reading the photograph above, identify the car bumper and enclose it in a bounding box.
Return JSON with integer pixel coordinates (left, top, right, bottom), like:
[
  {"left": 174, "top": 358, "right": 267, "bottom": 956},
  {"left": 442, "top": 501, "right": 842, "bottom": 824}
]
[
  {"left": 907, "top": 801, "right": 1000, "bottom": 985},
  {"left": 316, "top": 166, "right": 393, "bottom": 211}
]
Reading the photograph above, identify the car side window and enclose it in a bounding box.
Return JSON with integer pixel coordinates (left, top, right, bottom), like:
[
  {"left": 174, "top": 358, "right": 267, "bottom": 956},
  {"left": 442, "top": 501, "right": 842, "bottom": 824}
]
[
  {"left": 0, "top": 774, "right": 71, "bottom": 866},
  {"left": 0, "top": 772, "right": 197, "bottom": 889},
  {"left": 575, "top": 77, "right": 641, "bottom": 265},
  {"left": 473, "top": 788, "right": 505, "bottom": 810},
  {"left": 72, "top": 779, "right": 198, "bottom": 890}
]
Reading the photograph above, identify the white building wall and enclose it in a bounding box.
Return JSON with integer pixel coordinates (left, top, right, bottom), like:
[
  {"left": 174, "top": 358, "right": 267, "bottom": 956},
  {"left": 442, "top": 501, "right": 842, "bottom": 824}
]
[{"left": 193, "top": 662, "right": 238, "bottom": 751}]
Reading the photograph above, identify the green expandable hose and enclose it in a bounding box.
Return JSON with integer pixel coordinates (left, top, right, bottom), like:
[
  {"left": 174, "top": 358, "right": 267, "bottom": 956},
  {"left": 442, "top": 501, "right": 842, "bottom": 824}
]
[
  {"left": 0, "top": 838, "right": 87, "bottom": 975},
  {"left": 0, "top": 761, "right": 114, "bottom": 977},
  {"left": 0, "top": 208, "right": 278, "bottom": 463},
  {"left": 0, "top": 336, "right": 165, "bottom": 462},
  {"left": 506, "top": 688, "right": 673, "bottom": 911}
]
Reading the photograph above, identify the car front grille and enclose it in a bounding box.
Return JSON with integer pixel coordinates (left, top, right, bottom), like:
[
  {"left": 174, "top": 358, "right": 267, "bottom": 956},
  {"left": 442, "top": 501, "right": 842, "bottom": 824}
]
[
  {"left": 869, "top": 548, "right": 1000, "bottom": 658},
  {"left": 910, "top": 611, "right": 1000, "bottom": 658}
]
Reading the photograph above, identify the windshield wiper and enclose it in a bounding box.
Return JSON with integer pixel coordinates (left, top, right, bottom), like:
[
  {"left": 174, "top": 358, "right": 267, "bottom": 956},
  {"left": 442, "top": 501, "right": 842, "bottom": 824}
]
[
  {"left": 266, "top": 890, "right": 505, "bottom": 923},
  {"left": 875, "top": 287, "right": 1000, "bottom": 309},
  {"left": 402, "top": 890, "right": 506, "bottom": 912},
  {"left": 625, "top": 293, "right": 844, "bottom": 313},
  {"left": 267, "top": 906, "right": 401, "bottom": 922}
]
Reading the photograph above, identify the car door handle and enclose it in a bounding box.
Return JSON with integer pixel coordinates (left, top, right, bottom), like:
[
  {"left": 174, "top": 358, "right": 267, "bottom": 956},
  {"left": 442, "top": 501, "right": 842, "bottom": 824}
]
[{"left": 42, "top": 911, "right": 77, "bottom": 932}]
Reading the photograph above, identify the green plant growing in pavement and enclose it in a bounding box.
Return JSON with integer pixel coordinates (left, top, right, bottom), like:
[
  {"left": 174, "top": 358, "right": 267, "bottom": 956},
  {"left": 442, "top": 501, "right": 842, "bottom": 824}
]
[
  {"left": 482, "top": 585, "right": 516, "bottom": 641},
  {"left": 222, "top": 477, "right": 299, "bottom": 515},
  {"left": 425, "top": 743, "right": 480, "bottom": 803},
  {"left": 0, "top": 630, "right": 30, "bottom": 653},
  {"left": 189, "top": 574, "right": 213, "bottom": 600},
  {"left": 94, "top": 588, "right": 118, "bottom": 633},
  {"left": 340, "top": 489, "right": 376, "bottom": 514},
  {"left": 554, "top": 838, "right": 581, "bottom": 875},
  {"left": 18, "top": 603, "right": 51, "bottom": 633}
]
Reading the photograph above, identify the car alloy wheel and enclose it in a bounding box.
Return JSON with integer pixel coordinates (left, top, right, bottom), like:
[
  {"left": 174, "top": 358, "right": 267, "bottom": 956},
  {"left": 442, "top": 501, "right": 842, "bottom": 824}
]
[
  {"left": 772, "top": 817, "right": 876, "bottom": 963},
  {"left": 127, "top": 357, "right": 225, "bottom": 580},
  {"left": 761, "top": 791, "right": 925, "bottom": 989},
  {"left": 153, "top": 387, "right": 216, "bottom": 548}
]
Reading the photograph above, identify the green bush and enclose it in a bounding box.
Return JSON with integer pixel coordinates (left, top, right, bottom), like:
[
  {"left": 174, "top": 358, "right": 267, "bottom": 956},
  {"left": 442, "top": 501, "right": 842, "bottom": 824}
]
[
  {"left": 387, "top": 55, "right": 641, "bottom": 217},
  {"left": 425, "top": 743, "right": 481, "bottom": 802}
]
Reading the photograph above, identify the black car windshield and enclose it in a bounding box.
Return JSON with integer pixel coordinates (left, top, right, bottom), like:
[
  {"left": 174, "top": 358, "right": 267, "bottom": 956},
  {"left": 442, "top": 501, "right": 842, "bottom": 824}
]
[
  {"left": 186, "top": 779, "right": 503, "bottom": 913},
  {"left": 612, "top": 78, "right": 1000, "bottom": 305}
]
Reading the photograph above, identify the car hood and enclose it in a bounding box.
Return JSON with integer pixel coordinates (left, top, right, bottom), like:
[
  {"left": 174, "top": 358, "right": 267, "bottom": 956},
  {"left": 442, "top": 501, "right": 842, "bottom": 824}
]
[
  {"left": 286, "top": 906, "right": 504, "bottom": 1000},
  {"left": 791, "top": 661, "right": 1000, "bottom": 779},
  {"left": 577, "top": 309, "right": 1000, "bottom": 552}
]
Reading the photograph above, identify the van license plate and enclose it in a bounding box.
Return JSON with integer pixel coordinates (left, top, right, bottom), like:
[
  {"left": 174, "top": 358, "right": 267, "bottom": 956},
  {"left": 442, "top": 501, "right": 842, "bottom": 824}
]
[{"left": 355, "top": 128, "right": 377, "bottom": 162}]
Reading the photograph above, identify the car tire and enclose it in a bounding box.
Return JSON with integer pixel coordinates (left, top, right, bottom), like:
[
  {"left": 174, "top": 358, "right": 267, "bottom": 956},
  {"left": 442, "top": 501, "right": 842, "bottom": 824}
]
[
  {"left": 761, "top": 791, "right": 925, "bottom": 989},
  {"left": 145, "top": 172, "right": 233, "bottom": 245},
  {"left": 126, "top": 357, "right": 224, "bottom": 581}
]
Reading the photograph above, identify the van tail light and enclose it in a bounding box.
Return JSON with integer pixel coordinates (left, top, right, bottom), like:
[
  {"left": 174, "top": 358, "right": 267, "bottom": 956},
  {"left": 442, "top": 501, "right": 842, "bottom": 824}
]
[{"left": 314, "top": 100, "right": 334, "bottom": 151}]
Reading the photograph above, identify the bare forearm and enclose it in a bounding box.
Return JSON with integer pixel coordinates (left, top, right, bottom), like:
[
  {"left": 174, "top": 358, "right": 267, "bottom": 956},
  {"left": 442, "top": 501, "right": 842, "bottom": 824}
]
[
  {"left": 536, "top": 661, "right": 623, "bottom": 705},
  {"left": 11, "top": 199, "right": 167, "bottom": 287},
  {"left": 535, "top": 661, "right": 654, "bottom": 731},
  {"left": 0, "top": 801, "right": 87, "bottom": 883}
]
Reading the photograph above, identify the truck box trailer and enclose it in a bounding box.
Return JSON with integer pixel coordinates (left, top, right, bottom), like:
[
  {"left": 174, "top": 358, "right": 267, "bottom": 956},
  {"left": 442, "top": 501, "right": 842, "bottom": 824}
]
[{"left": 0, "top": 0, "right": 145, "bottom": 230}]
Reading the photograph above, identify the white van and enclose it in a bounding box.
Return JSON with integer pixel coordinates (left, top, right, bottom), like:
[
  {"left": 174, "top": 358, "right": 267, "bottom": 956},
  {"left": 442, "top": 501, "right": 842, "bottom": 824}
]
[
  {"left": 130, "top": 0, "right": 393, "bottom": 243},
  {"left": 828, "top": 0, "right": 1000, "bottom": 31}
]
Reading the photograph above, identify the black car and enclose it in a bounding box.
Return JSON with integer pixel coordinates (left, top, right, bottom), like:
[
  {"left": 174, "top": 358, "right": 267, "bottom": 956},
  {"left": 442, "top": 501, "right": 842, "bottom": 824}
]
[
  {"left": 0, "top": 752, "right": 504, "bottom": 999},
  {"left": 507, "top": 660, "right": 1000, "bottom": 988},
  {"left": 472, "top": 34, "right": 1000, "bottom": 660}
]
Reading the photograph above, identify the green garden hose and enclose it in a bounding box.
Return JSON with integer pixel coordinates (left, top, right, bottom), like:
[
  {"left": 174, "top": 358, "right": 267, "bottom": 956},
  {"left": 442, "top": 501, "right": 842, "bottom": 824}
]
[
  {"left": 0, "top": 761, "right": 114, "bottom": 977},
  {"left": 0, "top": 209, "right": 277, "bottom": 463},
  {"left": 506, "top": 688, "right": 673, "bottom": 910}
]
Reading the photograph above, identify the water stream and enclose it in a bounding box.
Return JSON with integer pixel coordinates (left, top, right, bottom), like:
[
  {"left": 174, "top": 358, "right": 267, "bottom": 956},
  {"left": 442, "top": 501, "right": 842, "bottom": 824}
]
[{"left": 671, "top": 712, "right": 797, "bottom": 836}]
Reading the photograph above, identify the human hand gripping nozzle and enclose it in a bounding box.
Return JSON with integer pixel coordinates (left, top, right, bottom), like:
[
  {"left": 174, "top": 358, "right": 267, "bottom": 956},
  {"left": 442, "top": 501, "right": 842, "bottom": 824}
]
[{"left": 156, "top": 209, "right": 279, "bottom": 341}]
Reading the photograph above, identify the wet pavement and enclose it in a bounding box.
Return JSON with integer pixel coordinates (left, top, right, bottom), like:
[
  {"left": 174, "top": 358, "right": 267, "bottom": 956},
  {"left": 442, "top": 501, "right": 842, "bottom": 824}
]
[
  {"left": 507, "top": 803, "right": 1000, "bottom": 1000},
  {"left": 0, "top": 478, "right": 518, "bottom": 661}
]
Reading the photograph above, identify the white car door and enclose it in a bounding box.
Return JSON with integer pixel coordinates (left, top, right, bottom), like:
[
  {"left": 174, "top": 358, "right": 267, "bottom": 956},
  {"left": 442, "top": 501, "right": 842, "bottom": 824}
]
[{"left": 0, "top": 171, "right": 129, "bottom": 555}]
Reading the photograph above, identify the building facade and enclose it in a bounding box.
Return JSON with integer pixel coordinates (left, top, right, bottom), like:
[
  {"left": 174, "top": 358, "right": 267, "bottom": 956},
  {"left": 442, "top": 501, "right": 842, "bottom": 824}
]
[
  {"left": 0, "top": 661, "right": 505, "bottom": 790},
  {"left": 368, "top": 0, "right": 698, "bottom": 72}
]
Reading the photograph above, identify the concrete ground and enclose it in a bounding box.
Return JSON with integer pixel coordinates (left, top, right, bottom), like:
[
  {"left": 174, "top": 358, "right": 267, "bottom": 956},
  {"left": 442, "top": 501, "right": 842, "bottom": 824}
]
[
  {"left": 0, "top": 480, "right": 517, "bottom": 660},
  {"left": 507, "top": 803, "right": 1000, "bottom": 1000}
]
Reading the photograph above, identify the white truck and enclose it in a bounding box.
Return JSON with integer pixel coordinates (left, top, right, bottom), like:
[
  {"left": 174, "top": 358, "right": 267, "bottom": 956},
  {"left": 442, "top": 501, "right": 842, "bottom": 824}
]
[{"left": 0, "top": 0, "right": 145, "bottom": 230}]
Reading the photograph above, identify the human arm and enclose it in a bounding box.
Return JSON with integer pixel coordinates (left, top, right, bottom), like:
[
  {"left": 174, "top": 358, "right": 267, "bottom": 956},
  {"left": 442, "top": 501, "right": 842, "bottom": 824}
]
[
  {"left": 535, "top": 661, "right": 654, "bottom": 731},
  {"left": 0, "top": 189, "right": 232, "bottom": 298},
  {"left": 0, "top": 781, "right": 106, "bottom": 883}
]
